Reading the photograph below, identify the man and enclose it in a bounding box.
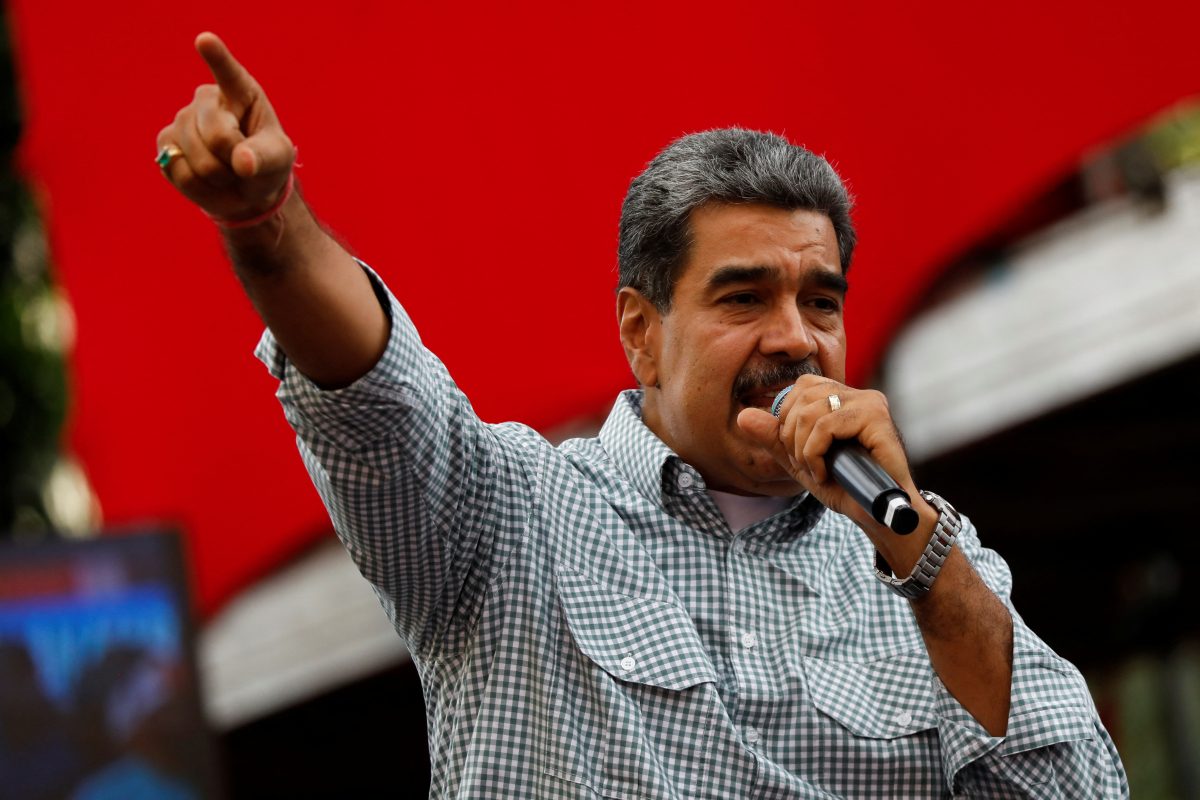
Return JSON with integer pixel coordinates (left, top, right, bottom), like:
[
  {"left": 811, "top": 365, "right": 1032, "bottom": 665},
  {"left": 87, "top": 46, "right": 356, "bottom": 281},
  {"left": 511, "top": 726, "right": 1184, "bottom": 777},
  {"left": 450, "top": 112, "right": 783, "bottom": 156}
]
[{"left": 158, "top": 32, "right": 1127, "bottom": 798}]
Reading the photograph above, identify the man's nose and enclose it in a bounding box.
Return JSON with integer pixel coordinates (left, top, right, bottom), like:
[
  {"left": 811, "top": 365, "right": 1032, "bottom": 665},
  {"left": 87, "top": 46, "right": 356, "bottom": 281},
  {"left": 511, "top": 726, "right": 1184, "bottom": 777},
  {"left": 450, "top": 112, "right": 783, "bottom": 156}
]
[{"left": 760, "top": 303, "right": 817, "bottom": 360}]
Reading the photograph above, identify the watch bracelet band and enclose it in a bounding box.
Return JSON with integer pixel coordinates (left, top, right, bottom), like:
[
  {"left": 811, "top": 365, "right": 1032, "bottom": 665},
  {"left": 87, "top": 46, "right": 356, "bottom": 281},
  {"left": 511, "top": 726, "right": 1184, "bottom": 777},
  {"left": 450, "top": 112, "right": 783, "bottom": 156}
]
[{"left": 873, "top": 490, "right": 962, "bottom": 599}]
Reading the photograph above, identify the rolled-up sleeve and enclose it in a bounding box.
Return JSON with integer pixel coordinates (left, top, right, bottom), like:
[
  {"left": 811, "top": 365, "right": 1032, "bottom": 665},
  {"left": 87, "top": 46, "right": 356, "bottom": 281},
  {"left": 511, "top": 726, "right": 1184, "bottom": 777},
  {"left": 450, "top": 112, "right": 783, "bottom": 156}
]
[
  {"left": 933, "top": 520, "right": 1129, "bottom": 797},
  {"left": 254, "top": 263, "right": 540, "bottom": 659}
]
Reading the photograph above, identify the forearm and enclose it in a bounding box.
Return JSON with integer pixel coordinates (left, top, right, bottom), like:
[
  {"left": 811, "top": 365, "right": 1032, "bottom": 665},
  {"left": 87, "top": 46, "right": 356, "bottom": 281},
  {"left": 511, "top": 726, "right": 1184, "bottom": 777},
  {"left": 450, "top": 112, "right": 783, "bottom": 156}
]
[
  {"left": 912, "top": 548, "right": 1013, "bottom": 736},
  {"left": 866, "top": 496, "right": 1014, "bottom": 736},
  {"left": 224, "top": 189, "right": 389, "bottom": 389},
  {"left": 157, "top": 32, "right": 389, "bottom": 390}
]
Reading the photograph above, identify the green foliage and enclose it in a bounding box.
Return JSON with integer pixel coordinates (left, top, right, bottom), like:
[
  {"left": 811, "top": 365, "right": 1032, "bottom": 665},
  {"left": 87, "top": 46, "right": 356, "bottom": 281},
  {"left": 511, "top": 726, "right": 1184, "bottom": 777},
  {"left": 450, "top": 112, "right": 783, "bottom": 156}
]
[
  {"left": 1144, "top": 102, "right": 1200, "bottom": 172},
  {"left": 0, "top": 13, "right": 68, "bottom": 535}
]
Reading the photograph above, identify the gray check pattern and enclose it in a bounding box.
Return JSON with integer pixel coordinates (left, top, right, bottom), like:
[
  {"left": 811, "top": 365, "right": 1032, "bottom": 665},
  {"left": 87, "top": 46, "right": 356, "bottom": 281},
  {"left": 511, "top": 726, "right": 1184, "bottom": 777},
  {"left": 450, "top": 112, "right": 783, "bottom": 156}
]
[{"left": 257, "top": 267, "right": 1128, "bottom": 799}]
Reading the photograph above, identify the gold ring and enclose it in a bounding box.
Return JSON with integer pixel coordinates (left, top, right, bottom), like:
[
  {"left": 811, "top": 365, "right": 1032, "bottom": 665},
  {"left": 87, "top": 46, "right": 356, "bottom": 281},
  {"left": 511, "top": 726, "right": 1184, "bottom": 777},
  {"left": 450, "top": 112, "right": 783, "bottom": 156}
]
[
  {"left": 155, "top": 144, "right": 183, "bottom": 171},
  {"left": 827, "top": 394, "right": 842, "bottom": 412}
]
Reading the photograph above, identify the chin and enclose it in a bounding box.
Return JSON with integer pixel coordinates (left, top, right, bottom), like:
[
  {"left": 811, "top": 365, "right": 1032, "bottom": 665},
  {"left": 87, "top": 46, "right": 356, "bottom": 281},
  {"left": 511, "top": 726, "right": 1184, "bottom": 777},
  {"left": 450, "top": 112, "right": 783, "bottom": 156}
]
[
  {"left": 729, "top": 455, "right": 803, "bottom": 497},
  {"left": 748, "top": 476, "right": 806, "bottom": 498}
]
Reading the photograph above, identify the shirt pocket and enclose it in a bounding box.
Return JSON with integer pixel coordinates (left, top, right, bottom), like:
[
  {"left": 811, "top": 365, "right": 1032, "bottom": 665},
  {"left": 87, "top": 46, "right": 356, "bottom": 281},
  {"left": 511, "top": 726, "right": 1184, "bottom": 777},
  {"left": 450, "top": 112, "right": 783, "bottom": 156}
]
[
  {"left": 802, "top": 652, "right": 945, "bottom": 792},
  {"left": 544, "top": 569, "right": 719, "bottom": 800}
]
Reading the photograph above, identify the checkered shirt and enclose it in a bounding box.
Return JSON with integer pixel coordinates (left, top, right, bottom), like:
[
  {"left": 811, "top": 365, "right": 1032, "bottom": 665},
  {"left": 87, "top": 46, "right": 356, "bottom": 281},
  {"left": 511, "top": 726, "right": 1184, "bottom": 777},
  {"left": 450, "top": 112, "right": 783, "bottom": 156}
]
[{"left": 257, "top": 267, "right": 1128, "bottom": 799}]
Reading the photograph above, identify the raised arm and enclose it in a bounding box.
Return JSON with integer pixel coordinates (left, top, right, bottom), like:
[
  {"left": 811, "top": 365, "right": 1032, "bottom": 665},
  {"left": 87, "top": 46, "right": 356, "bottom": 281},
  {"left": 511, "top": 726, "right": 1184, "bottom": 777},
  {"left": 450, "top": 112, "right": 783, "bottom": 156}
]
[{"left": 156, "top": 32, "right": 387, "bottom": 388}]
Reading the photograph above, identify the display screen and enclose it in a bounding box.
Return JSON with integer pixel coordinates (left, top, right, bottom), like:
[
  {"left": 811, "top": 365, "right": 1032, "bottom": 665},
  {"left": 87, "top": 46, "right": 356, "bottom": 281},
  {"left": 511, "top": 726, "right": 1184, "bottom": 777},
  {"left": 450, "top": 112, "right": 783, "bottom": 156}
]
[{"left": 0, "top": 530, "right": 221, "bottom": 799}]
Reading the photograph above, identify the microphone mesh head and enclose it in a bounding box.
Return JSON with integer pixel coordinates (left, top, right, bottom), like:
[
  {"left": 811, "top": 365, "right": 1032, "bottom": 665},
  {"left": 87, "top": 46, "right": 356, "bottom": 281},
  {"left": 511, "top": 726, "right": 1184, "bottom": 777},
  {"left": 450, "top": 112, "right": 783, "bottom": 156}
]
[{"left": 770, "top": 386, "right": 793, "bottom": 417}]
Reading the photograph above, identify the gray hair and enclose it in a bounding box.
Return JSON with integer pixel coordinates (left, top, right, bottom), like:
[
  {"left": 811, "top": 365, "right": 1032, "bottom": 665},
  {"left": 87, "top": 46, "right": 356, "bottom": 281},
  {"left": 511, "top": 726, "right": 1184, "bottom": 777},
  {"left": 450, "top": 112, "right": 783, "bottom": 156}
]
[{"left": 617, "top": 128, "right": 856, "bottom": 312}]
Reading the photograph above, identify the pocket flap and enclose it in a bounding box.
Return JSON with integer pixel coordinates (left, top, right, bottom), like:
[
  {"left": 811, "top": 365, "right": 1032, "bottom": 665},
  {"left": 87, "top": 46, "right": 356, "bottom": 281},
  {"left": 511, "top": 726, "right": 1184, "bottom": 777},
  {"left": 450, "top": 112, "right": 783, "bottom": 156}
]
[
  {"left": 804, "top": 653, "right": 939, "bottom": 739},
  {"left": 556, "top": 570, "right": 717, "bottom": 691}
]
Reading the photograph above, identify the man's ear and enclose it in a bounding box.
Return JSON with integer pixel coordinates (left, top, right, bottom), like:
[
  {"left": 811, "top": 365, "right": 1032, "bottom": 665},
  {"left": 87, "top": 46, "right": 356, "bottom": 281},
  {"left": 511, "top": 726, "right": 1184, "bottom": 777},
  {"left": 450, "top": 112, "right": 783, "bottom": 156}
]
[{"left": 617, "top": 287, "right": 661, "bottom": 388}]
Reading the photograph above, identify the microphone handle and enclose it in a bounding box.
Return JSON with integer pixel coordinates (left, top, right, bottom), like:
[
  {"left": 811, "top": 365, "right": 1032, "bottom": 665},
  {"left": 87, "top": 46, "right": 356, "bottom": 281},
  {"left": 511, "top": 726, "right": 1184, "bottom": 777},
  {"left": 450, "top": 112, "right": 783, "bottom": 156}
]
[{"left": 827, "top": 442, "right": 918, "bottom": 535}]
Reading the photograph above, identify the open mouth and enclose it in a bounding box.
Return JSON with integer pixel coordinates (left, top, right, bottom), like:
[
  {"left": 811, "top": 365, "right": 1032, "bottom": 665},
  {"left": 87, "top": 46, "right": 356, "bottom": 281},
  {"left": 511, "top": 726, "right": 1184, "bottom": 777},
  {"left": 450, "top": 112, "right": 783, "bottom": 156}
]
[
  {"left": 736, "top": 383, "right": 794, "bottom": 412},
  {"left": 733, "top": 361, "right": 822, "bottom": 413}
]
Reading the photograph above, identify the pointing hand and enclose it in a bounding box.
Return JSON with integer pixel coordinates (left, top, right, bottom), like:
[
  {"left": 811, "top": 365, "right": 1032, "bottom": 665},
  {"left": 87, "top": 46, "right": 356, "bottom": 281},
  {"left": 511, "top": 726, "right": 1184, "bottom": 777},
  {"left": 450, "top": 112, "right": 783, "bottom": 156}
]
[{"left": 156, "top": 33, "right": 295, "bottom": 223}]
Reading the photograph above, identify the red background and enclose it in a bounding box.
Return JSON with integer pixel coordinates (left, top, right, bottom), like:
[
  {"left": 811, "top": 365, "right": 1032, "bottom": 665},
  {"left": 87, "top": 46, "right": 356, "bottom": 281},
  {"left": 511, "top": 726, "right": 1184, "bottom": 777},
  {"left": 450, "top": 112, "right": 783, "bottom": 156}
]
[{"left": 8, "top": 0, "right": 1198, "bottom": 614}]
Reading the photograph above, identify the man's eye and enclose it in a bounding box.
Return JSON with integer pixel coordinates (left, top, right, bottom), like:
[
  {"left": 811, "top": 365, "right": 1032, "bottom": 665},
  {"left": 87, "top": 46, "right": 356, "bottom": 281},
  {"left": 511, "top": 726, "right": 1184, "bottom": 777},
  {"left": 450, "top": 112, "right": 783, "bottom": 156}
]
[
  {"left": 811, "top": 297, "right": 841, "bottom": 312},
  {"left": 723, "top": 293, "right": 758, "bottom": 305}
]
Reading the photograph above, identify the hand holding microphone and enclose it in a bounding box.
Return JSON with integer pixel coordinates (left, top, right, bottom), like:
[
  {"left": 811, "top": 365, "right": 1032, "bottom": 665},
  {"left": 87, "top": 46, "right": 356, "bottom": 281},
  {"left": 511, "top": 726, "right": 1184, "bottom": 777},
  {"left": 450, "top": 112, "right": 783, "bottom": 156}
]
[{"left": 768, "top": 384, "right": 919, "bottom": 535}]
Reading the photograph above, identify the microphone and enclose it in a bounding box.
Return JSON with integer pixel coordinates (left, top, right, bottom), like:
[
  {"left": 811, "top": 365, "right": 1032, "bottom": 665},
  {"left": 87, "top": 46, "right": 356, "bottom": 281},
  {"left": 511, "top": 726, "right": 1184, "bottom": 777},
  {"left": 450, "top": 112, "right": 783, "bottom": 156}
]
[{"left": 771, "top": 386, "right": 918, "bottom": 535}]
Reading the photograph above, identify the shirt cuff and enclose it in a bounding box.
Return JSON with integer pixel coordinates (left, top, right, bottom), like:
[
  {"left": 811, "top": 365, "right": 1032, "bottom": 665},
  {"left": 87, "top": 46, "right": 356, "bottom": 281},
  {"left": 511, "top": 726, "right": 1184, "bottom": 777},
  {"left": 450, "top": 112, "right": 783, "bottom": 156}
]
[
  {"left": 252, "top": 260, "right": 432, "bottom": 452},
  {"left": 936, "top": 631, "right": 1099, "bottom": 789}
]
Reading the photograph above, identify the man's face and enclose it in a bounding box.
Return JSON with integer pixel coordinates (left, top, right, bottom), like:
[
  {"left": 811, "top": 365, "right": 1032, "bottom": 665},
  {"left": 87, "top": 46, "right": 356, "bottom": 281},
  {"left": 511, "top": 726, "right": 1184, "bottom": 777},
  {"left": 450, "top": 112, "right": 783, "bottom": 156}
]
[{"left": 620, "top": 203, "right": 848, "bottom": 496}]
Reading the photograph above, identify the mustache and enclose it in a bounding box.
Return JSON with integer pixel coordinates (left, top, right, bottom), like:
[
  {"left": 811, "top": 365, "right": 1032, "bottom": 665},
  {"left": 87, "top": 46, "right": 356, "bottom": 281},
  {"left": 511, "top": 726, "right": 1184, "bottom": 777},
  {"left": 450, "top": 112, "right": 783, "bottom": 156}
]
[{"left": 732, "top": 360, "right": 823, "bottom": 400}]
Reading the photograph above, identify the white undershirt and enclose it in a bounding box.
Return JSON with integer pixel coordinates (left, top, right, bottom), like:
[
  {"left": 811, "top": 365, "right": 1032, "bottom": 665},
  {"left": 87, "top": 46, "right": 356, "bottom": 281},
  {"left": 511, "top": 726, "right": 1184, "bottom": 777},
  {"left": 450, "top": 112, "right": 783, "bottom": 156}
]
[{"left": 707, "top": 489, "right": 790, "bottom": 533}]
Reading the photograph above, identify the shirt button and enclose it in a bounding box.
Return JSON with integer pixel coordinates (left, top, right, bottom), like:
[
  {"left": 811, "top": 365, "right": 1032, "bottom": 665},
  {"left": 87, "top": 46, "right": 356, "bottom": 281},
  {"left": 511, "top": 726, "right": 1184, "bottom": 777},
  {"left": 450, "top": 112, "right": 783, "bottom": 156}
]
[
  {"left": 744, "top": 727, "right": 761, "bottom": 744},
  {"left": 894, "top": 711, "right": 913, "bottom": 727},
  {"left": 677, "top": 472, "right": 694, "bottom": 489},
  {"left": 619, "top": 656, "right": 636, "bottom": 673},
  {"left": 731, "top": 539, "right": 746, "bottom": 554},
  {"left": 740, "top": 632, "right": 758, "bottom": 650}
]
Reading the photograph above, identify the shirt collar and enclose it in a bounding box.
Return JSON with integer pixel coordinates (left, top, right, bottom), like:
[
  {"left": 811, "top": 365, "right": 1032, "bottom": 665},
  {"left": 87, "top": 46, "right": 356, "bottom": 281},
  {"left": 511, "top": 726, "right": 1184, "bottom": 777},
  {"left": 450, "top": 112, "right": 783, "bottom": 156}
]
[
  {"left": 600, "top": 390, "right": 824, "bottom": 537},
  {"left": 599, "top": 390, "right": 686, "bottom": 504}
]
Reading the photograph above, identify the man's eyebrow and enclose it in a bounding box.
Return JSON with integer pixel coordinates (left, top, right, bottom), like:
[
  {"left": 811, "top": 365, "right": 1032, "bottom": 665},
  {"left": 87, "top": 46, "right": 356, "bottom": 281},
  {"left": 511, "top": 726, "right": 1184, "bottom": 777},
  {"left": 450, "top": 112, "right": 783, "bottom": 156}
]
[
  {"left": 705, "top": 265, "right": 777, "bottom": 289},
  {"left": 705, "top": 264, "right": 849, "bottom": 294},
  {"left": 813, "top": 270, "right": 850, "bottom": 295}
]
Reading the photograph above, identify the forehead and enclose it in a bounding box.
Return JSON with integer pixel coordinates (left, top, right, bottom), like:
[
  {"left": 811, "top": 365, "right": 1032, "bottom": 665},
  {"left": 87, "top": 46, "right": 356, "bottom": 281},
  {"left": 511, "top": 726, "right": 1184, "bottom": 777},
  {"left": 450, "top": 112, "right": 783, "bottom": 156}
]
[{"left": 681, "top": 203, "right": 841, "bottom": 284}]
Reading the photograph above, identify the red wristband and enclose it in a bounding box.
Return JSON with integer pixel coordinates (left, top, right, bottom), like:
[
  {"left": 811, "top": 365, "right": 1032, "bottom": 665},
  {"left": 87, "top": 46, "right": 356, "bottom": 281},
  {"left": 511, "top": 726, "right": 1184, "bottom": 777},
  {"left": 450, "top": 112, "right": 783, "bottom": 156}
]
[{"left": 209, "top": 171, "right": 295, "bottom": 229}]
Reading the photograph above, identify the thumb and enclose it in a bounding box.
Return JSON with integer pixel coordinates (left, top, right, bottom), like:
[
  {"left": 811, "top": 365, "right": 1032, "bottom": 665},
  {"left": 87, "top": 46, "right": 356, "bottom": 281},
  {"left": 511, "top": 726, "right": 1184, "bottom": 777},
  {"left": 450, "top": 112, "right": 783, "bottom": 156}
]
[
  {"left": 230, "top": 130, "right": 295, "bottom": 179},
  {"left": 737, "top": 407, "right": 807, "bottom": 481},
  {"left": 737, "top": 406, "right": 781, "bottom": 448}
]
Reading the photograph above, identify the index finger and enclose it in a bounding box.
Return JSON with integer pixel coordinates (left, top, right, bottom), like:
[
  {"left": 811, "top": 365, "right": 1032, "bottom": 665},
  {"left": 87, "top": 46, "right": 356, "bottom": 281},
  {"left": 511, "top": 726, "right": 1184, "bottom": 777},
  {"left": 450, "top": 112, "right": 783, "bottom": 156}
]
[{"left": 195, "top": 32, "right": 257, "bottom": 110}]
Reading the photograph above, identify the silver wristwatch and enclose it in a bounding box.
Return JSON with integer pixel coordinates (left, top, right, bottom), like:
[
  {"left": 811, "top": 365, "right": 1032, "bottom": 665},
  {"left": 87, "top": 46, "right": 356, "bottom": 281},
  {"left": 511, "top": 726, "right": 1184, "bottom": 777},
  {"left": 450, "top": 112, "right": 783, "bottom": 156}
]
[{"left": 874, "top": 491, "right": 961, "bottom": 599}]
